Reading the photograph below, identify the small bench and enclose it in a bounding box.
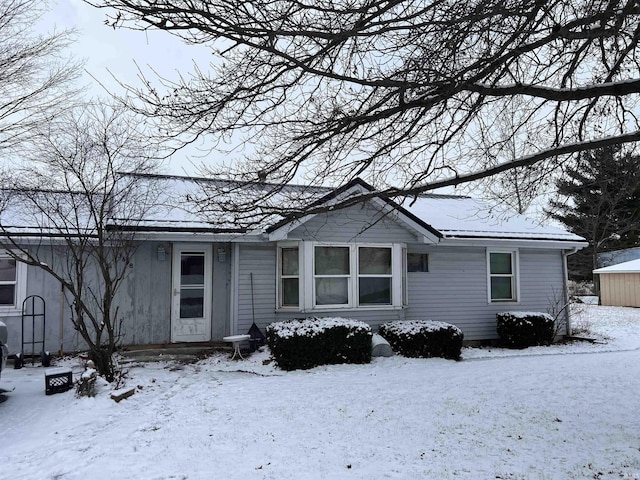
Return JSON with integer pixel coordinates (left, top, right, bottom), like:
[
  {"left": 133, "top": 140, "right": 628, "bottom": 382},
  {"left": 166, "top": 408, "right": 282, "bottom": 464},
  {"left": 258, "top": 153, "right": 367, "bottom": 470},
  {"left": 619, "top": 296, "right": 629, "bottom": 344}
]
[
  {"left": 222, "top": 334, "right": 251, "bottom": 360},
  {"left": 45, "top": 367, "right": 73, "bottom": 395}
]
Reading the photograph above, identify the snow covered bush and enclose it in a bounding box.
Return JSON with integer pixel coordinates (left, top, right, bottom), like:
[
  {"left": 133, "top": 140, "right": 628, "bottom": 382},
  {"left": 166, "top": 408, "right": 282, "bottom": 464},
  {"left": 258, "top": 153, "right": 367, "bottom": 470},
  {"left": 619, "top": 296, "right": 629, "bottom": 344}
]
[
  {"left": 378, "top": 320, "right": 463, "bottom": 360},
  {"left": 496, "top": 312, "right": 554, "bottom": 348},
  {"left": 266, "top": 317, "right": 372, "bottom": 371}
]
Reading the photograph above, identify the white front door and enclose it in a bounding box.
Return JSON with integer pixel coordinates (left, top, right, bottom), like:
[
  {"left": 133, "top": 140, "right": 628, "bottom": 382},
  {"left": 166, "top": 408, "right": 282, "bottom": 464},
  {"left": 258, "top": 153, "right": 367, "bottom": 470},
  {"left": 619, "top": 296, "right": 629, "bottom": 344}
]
[{"left": 171, "top": 244, "right": 212, "bottom": 343}]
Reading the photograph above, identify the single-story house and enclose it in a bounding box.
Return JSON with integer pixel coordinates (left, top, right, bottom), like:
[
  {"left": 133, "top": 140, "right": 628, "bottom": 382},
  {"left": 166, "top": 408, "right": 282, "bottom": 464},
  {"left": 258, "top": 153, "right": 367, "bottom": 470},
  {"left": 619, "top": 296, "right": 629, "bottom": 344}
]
[
  {"left": 0, "top": 174, "right": 586, "bottom": 354},
  {"left": 593, "top": 259, "right": 640, "bottom": 307}
]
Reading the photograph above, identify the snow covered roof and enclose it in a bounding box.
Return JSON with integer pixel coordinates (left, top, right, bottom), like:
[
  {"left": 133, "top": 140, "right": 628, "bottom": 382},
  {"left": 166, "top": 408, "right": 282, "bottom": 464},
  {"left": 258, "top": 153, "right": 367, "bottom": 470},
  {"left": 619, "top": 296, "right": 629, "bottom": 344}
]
[
  {"left": 593, "top": 259, "right": 640, "bottom": 274},
  {"left": 0, "top": 173, "right": 585, "bottom": 246},
  {"left": 110, "top": 174, "right": 331, "bottom": 234},
  {"left": 113, "top": 174, "right": 585, "bottom": 245},
  {"left": 402, "top": 195, "right": 584, "bottom": 242}
]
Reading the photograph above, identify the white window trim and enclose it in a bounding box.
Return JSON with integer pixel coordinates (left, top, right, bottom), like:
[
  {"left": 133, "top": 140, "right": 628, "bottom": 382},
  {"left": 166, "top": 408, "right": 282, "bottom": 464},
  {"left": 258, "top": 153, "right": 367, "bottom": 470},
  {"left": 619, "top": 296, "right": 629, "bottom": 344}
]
[
  {"left": 0, "top": 252, "right": 27, "bottom": 315},
  {"left": 357, "top": 245, "right": 394, "bottom": 307},
  {"left": 486, "top": 248, "right": 520, "bottom": 304},
  {"left": 312, "top": 244, "right": 353, "bottom": 308},
  {"left": 282, "top": 242, "right": 405, "bottom": 312},
  {"left": 276, "top": 242, "right": 302, "bottom": 310}
]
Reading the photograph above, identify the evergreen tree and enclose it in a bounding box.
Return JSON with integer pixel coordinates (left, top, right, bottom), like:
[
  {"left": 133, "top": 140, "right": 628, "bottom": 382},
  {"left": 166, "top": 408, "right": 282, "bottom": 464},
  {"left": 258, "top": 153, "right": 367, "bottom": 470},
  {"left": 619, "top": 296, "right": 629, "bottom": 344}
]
[{"left": 549, "top": 146, "right": 640, "bottom": 280}]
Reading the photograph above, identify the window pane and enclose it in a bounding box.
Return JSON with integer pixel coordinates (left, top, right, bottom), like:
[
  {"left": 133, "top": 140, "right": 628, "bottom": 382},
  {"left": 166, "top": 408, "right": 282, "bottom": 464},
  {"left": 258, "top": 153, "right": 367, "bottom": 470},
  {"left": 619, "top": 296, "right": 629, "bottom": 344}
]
[
  {"left": 359, "top": 277, "right": 391, "bottom": 305},
  {"left": 180, "top": 288, "right": 204, "bottom": 318},
  {"left": 281, "top": 278, "right": 299, "bottom": 306},
  {"left": 359, "top": 247, "right": 391, "bottom": 274},
  {"left": 490, "top": 253, "right": 512, "bottom": 274},
  {"left": 491, "top": 277, "right": 513, "bottom": 300},
  {"left": 315, "top": 277, "right": 348, "bottom": 305},
  {"left": 315, "top": 247, "right": 350, "bottom": 275},
  {"left": 281, "top": 248, "right": 299, "bottom": 276},
  {"left": 0, "top": 285, "right": 14, "bottom": 305},
  {"left": 181, "top": 254, "right": 205, "bottom": 285},
  {"left": 0, "top": 259, "right": 16, "bottom": 282},
  {"left": 407, "top": 253, "right": 428, "bottom": 272}
]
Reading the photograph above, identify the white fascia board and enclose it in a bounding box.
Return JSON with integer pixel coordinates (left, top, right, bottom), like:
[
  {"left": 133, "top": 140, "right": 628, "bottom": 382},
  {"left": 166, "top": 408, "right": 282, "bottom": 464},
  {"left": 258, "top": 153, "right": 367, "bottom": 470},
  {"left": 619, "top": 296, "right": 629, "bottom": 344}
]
[
  {"left": 268, "top": 216, "right": 312, "bottom": 241},
  {"left": 437, "top": 237, "right": 588, "bottom": 250}
]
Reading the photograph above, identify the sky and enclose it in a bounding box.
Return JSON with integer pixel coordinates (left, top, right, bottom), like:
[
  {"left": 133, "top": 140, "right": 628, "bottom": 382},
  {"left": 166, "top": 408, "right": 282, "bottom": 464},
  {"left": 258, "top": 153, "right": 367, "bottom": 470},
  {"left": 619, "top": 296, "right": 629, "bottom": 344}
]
[{"left": 39, "top": 0, "right": 215, "bottom": 175}]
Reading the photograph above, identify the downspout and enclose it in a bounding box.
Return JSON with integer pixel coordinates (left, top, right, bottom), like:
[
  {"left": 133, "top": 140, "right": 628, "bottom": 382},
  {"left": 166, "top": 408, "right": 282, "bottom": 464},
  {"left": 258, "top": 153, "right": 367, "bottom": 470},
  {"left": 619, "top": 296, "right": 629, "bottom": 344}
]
[{"left": 562, "top": 247, "right": 580, "bottom": 336}]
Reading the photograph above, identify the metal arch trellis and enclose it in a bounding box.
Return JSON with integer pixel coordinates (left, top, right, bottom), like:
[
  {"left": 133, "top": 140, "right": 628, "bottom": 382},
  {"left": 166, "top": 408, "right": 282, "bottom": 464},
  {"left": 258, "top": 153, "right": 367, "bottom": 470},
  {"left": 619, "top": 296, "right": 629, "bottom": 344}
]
[{"left": 21, "top": 294, "right": 47, "bottom": 366}]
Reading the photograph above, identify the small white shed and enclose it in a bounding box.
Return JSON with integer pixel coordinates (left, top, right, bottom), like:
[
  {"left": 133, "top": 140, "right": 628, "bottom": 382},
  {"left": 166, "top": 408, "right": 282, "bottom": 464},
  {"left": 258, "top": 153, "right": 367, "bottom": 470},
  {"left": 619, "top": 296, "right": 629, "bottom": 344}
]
[{"left": 593, "top": 259, "right": 640, "bottom": 307}]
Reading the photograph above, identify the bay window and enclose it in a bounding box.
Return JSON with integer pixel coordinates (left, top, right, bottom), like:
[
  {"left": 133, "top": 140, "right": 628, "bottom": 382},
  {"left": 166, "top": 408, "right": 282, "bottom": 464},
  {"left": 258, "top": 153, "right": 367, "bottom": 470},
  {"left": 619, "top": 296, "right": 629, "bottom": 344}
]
[{"left": 278, "top": 242, "right": 404, "bottom": 310}]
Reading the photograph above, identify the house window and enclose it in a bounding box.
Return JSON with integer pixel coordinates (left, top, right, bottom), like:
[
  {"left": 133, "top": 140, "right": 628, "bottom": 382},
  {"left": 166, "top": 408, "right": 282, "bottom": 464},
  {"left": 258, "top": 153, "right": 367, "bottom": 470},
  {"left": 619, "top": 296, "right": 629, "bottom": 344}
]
[
  {"left": 314, "top": 246, "right": 351, "bottom": 306},
  {"left": 0, "top": 253, "right": 26, "bottom": 311},
  {"left": 280, "top": 247, "right": 299, "bottom": 307},
  {"left": 488, "top": 250, "right": 518, "bottom": 302},
  {"left": 0, "top": 258, "right": 17, "bottom": 306},
  {"left": 407, "top": 253, "right": 429, "bottom": 272},
  {"left": 278, "top": 243, "right": 405, "bottom": 311},
  {"left": 358, "top": 247, "right": 392, "bottom": 305}
]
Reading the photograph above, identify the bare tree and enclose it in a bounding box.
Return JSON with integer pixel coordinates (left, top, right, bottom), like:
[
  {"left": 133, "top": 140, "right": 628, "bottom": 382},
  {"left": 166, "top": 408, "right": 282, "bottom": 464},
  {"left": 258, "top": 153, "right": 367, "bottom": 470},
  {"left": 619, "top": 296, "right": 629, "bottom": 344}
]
[
  {"left": 0, "top": 102, "right": 162, "bottom": 381},
  {"left": 0, "top": 0, "right": 80, "bottom": 154},
  {"left": 472, "top": 98, "right": 556, "bottom": 214},
  {"left": 87, "top": 0, "right": 640, "bottom": 215}
]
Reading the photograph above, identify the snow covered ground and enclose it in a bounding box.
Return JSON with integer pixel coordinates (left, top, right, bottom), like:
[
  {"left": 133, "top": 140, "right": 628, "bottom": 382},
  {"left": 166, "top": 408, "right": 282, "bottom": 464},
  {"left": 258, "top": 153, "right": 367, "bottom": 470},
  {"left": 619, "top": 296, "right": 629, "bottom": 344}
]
[{"left": 1, "top": 302, "right": 639, "bottom": 480}]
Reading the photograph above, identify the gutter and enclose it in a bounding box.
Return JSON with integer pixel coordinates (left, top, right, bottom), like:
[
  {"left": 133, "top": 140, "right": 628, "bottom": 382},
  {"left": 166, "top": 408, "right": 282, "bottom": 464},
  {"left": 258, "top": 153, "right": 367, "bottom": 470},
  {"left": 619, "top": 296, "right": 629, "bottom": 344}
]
[{"left": 562, "top": 246, "right": 580, "bottom": 335}]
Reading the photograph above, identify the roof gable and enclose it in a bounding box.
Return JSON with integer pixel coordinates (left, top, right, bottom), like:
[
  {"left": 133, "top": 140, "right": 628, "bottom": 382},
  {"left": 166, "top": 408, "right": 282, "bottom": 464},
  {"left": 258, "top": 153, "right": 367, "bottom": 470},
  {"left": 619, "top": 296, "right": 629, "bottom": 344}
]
[{"left": 266, "top": 178, "right": 442, "bottom": 243}]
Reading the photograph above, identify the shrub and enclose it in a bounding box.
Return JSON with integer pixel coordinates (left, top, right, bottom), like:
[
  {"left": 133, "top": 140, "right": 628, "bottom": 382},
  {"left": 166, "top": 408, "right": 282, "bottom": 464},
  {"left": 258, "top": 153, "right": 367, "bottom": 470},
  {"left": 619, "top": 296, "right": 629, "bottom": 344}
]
[
  {"left": 266, "top": 317, "right": 372, "bottom": 371},
  {"left": 496, "top": 312, "right": 554, "bottom": 348},
  {"left": 378, "top": 320, "right": 463, "bottom": 360}
]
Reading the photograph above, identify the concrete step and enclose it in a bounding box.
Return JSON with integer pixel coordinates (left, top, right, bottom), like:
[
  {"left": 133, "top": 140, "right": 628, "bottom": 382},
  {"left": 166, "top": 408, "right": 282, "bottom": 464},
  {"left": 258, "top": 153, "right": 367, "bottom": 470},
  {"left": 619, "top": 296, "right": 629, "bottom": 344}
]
[{"left": 119, "top": 344, "right": 230, "bottom": 364}]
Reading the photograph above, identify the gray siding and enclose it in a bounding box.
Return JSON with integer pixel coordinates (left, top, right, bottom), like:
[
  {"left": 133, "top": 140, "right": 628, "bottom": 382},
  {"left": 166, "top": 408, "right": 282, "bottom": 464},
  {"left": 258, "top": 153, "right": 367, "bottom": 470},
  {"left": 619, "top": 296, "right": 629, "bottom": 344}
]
[
  {"left": 288, "top": 203, "right": 420, "bottom": 243},
  {"left": 274, "top": 308, "right": 405, "bottom": 328},
  {"left": 236, "top": 243, "right": 566, "bottom": 342},
  {"left": 2, "top": 246, "right": 84, "bottom": 356},
  {"left": 3, "top": 240, "right": 233, "bottom": 354},
  {"left": 237, "top": 245, "right": 277, "bottom": 334},
  {"left": 121, "top": 242, "right": 172, "bottom": 345},
  {"left": 122, "top": 241, "right": 232, "bottom": 344},
  {"left": 236, "top": 243, "right": 407, "bottom": 334},
  {"left": 211, "top": 244, "right": 232, "bottom": 340},
  {"left": 405, "top": 246, "right": 565, "bottom": 341}
]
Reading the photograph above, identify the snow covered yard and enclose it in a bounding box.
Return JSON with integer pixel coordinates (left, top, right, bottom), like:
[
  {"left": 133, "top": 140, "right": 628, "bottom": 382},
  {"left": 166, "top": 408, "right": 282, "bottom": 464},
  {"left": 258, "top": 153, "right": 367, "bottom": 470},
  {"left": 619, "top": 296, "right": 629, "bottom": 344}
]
[{"left": 1, "top": 304, "right": 640, "bottom": 480}]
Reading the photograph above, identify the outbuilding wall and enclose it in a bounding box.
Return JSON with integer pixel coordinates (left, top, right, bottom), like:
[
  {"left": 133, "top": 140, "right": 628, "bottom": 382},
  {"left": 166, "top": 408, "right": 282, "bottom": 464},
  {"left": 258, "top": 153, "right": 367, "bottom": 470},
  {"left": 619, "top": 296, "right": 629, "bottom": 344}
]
[{"left": 598, "top": 273, "right": 640, "bottom": 307}]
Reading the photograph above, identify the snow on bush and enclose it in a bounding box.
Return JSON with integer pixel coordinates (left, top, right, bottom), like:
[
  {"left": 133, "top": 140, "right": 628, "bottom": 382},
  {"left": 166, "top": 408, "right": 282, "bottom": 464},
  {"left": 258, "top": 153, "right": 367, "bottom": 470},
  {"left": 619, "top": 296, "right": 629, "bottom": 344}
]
[
  {"left": 266, "top": 317, "right": 372, "bottom": 371},
  {"left": 496, "top": 312, "right": 554, "bottom": 349},
  {"left": 379, "top": 320, "right": 463, "bottom": 360}
]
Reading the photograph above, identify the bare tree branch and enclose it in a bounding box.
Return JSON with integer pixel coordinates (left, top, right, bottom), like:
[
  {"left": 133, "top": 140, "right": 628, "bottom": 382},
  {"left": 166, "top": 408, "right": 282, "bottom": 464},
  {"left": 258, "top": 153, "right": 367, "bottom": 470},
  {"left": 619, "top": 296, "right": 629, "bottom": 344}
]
[
  {"left": 0, "top": 0, "right": 81, "bottom": 154},
  {"left": 85, "top": 0, "right": 640, "bottom": 218},
  {"left": 0, "top": 101, "right": 163, "bottom": 380}
]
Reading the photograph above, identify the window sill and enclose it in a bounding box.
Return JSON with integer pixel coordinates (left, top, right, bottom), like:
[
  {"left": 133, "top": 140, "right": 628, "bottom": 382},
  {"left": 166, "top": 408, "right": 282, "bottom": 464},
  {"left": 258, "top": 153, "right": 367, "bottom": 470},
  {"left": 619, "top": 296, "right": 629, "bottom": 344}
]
[
  {"left": 276, "top": 305, "right": 403, "bottom": 314},
  {"left": 489, "top": 300, "right": 520, "bottom": 306}
]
